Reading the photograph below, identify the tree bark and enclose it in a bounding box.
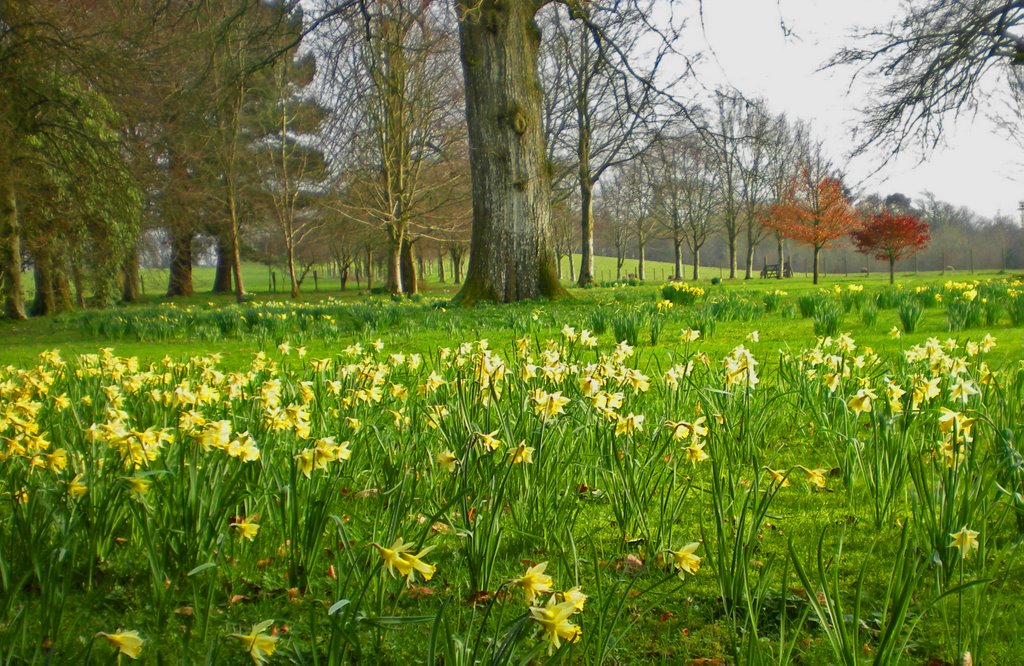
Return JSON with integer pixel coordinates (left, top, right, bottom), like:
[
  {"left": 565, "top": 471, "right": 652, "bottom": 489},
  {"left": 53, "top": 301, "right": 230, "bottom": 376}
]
[
  {"left": 776, "top": 236, "right": 784, "bottom": 280},
  {"left": 212, "top": 233, "right": 233, "bottom": 293},
  {"left": 438, "top": 249, "right": 446, "bottom": 283},
  {"left": 743, "top": 242, "right": 755, "bottom": 280},
  {"left": 387, "top": 233, "right": 403, "bottom": 294},
  {"left": 227, "top": 190, "right": 246, "bottom": 302},
  {"left": 167, "top": 227, "right": 194, "bottom": 297},
  {"left": 692, "top": 247, "right": 700, "bottom": 281},
  {"left": 455, "top": 1, "right": 568, "bottom": 304},
  {"left": 673, "top": 237, "right": 682, "bottom": 280},
  {"left": 365, "top": 247, "right": 373, "bottom": 291},
  {"left": 31, "top": 260, "right": 56, "bottom": 317},
  {"left": 889, "top": 255, "right": 895, "bottom": 284},
  {"left": 0, "top": 151, "right": 27, "bottom": 320},
  {"left": 400, "top": 238, "right": 417, "bottom": 294},
  {"left": 122, "top": 251, "right": 141, "bottom": 303},
  {"left": 812, "top": 245, "right": 821, "bottom": 285},
  {"left": 727, "top": 231, "right": 737, "bottom": 279},
  {"left": 577, "top": 178, "right": 595, "bottom": 288},
  {"left": 637, "top": 235, "right": 646, "bottom": 280}
]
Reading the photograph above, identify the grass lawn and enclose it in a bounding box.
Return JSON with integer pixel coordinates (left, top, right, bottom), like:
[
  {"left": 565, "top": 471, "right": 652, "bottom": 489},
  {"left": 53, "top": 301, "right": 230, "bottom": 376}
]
[{"left": 0, "top": 265, "right": 1022, "bottom": 664}]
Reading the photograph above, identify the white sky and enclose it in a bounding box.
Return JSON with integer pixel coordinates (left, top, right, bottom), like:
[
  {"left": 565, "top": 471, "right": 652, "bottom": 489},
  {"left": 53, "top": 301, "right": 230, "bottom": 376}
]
[{"left": 687, "top": 0, "right": 1023, "bottom": 220}]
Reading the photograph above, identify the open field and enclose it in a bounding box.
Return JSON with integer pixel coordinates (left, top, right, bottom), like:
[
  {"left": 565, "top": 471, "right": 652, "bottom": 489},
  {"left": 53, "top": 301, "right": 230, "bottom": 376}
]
[{"left": 0, "top": 271, "right": 1022, "bottom": 664}]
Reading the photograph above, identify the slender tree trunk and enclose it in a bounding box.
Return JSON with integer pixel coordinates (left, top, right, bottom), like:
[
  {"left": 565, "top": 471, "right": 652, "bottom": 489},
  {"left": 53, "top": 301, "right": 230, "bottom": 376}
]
[
  {"left": 438, "top": 249, "right": 446, "bottom": 283},
  {"left": 0, "top": 152, "right": 26, "bottom": 320},
  {"left": 167, "top": 227, "right": 194, "bottom": 297},
  {"left": 365, "top": 247, "right": 373, "bottom": 290},
  {"left": 568, "top": 250, "right": 575, "bottom": 282},
  {"left": 743, "top": 242, "right": 755, "bottom": 280},
  {"left": 776, "top": 236, "right": 784, "bottom": 280},
  {"left": 287, "top": 240, "right": 300, "bottom": 298},
  {"left": 673, "top": 236, "right": 682, "bottom": 280},
  {"left": 122, "top": 251, "right": 141, "bottom": 303},
  {"left": 889, "top": 256, "right": 896, "bottom": 284},
  {"left": 577, "top": 179, "right": 595, "bottom": 288},
  {"left": 637, "top": 234, "right": 646, "bottom": 280},
  {"left": 727, "top": 229, "right": 737, "bottom": 279},
  {"left": 616, "top": 252, "right": 624, "bottom": 280},
  {"left": 556, "top": 253, "right": 563, "bottom": 279},
  {"left": 227, "top": 191, "right": 245, "bottom": 302},
  {"left": 455, "top": 1, "right": 567, "bottom": 304},
  {"left": 812, "top": 245, "right": 821, "bottom": 285},
  {"left": 211, "top": 234, "right": 232, "bottom": 293},
  {"left": 450, "top": 247, "right": 462, "bottom": 284},
  {"left": 692, "top": 247, "right": 700, "bottom": 281},
  {"left": 400, "top": 238, "right": 417, "bottom": 294}
]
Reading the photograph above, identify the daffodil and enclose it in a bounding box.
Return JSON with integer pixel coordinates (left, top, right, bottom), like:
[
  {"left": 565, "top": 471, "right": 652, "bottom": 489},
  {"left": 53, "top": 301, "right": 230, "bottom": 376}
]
[
  {"left": 669, "top": 542, "right": 702, "bottom": 578},
  {"left": 764, "top": 467, "right": 791, "bottom": 487},
  {"left": 374, "top": 537, "right": 415, "bottom": 578},
  {"left": 97, "top": 630, "right": 144, "bottom": 659},
  {"left": 231, "top": 516, "right": 260, "bottom": 541},
  {"left": 614, "top": 412, "right": 644, "bottom": 436},
  {"left": 511, "top": 562, "right": 554, "bottom": 605},
  {"left": 949, "top": 526, "right": 980, "bottom": 559},
  {"left": 797, "top": 465, "right": 827, "bottom": 489},
  {"left": 530, "top": 595, "right": 582, "bottom": 653},
  {"left": 228, "top": 619, "right": 279, "bottom": 665},
  {"left": 508, "top": 442, "right": 534, "bottom": 464}
]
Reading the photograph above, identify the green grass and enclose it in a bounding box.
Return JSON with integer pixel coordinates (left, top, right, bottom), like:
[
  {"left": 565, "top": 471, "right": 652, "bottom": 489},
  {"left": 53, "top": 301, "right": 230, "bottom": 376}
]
[{"left": 1, "top": 267, "right": 1022, "bottom": 664}]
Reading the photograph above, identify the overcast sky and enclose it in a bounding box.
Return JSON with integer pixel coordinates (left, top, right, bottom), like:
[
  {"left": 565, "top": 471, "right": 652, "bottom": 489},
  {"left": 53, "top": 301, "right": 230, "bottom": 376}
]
[{"left": 688, "top": 0, "right": 1022, "bottom": 220}]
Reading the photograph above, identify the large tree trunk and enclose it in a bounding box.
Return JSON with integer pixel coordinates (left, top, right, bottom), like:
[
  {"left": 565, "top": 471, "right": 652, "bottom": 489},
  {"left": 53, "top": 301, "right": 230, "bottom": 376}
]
[
  {"left": 400, "top": 238, "right": 417, "bottom": 294},
  {"left": 31, "top": 260, "right": 56, "bottom": 317},
  {"left": 122, "top": 251, "right": 141, "bottom": 303},
  {"left": 167, "top": 227, "right": 194, "bottom": 297},
  {"left": 0, "top": 153, "right": 26, "bottom": 320},
  {"left": 455, "top": 1, "right": 567, "bottom": 304},
  {"left": 387, "top": 232, "right": 403, "bottom": 295},
  {"left": 212, "top": 233, "right": 233, "bottom": 293}
]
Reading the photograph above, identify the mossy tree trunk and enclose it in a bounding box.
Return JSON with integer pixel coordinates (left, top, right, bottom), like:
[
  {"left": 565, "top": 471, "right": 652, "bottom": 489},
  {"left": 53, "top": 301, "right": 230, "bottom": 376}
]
[
  {"left": 0, "top": 148, "right": 27, "bottom": 320},
  {"left": 212, "top": 233, "right": 233, "bottom": 293},
  {"left": 167, "top": 226, "right": 194, "bottom": 297},
  {"left": 455, "top": 0, "right": 568, "bottom": 304}
]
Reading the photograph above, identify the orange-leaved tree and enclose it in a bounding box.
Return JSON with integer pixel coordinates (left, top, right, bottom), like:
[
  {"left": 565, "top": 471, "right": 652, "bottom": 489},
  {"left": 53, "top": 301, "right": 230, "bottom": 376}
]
[
  {"left": 762, "top": 168, "right": 858, "bottom": 284},
  {"left": 852, "top": 209, "right": 930, "bottom": 284}
]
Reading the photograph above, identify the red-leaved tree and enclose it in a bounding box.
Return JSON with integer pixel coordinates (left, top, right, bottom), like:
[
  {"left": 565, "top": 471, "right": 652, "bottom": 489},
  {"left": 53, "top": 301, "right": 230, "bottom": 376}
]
[
  {"left": 762, "top": 168, "right": 859, "bottom": 284},
  {"left": 852, "top": 210, "right": 930, "bottom": 284}
]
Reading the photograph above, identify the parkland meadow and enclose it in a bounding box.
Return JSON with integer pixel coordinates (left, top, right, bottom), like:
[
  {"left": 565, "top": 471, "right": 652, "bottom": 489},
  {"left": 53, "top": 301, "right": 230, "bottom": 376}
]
[{"left": 1, "top": 272, "right": 1023, "bottom": 664}]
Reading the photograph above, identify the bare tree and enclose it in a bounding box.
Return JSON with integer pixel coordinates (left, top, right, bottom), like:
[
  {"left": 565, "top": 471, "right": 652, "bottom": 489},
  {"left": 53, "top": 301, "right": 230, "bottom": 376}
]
[
  {"left": 652, "top": 128, "right": 721, "bottom": 281},
  {"left": 830, "top": 1, "right": 1024, "bottom": 155},
  {"left": 540, "top": 1, "right": 680, "bottom": 287},
  {"left": 320, "top": 1, "right": 462, "bottom": 295}
]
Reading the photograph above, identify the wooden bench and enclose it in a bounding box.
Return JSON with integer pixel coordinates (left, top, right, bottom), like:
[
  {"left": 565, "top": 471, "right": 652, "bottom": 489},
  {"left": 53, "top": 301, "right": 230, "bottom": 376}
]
[{"left": 760, "top": 260, "right": 792, "bottom": 278}]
